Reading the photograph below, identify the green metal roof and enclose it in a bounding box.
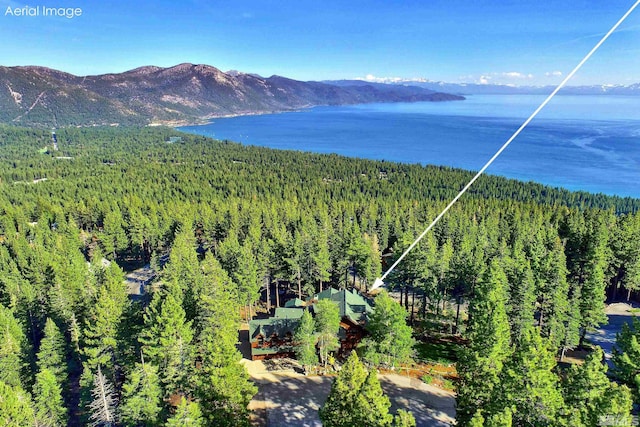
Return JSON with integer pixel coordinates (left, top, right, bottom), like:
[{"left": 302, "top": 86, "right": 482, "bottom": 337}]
[
  {"left": 284, "top": 298, "right": 305, "bottom": 308},
  {"left": 249, "top": 308, "right": 304, "bottom": 342},
  {"left": 312, "top": 287, "right": 373, "bottom": 325}
]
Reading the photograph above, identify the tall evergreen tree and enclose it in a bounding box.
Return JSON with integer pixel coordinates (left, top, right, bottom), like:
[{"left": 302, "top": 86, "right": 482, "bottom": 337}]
[
  {"left": 503, "top": 244, "right": 536, "bottom": 344},
  {"left": 355, "top": 369, "right": 394, "bottom": 427},
  {"left": 0, "top": 303, "right": 26, "bottom": 388},
  {"left": 563, "top": 347, "right": 633, "bottom": 427},
  {"left": 195, "top": 254, "right": 256, "bottom": 426},
  {"left": 456, "top": 259, "right": 511, "bottom": 426},
  {"left": 165, "top": 397, "right": 203, "bottom": 427},
  {"left": 311, "top": 221, "right": 332, "bottom": 293},
  {"left": 33, "top": 368, "right": 67, "bottom": 427},
  {"left": 37, "top": 317, "right": 68, "bottom": 389},
  {"left": 0, "top": 380, "right": 35, "bottom": 427},
  {"left": 393, "top": 410, "right": 417, "bottom": 427},
  {"left": 320, "top": 352, "right": 415, "bottom": 427},
  {"left": 83, "top": 263, "right": 128, "bottom": 380},
  {"left": 501, "top": 327, "right": 565, "bottom": 427},
  {"left": 319, "top": 351, "right": 369, "bottom": 427},
  {"left": 612, "top": 317, "right": 640, "bottom": 392},
  {"left": 139, "top": 278, "right": 194, "bottom": 396},
  {"left": 162, "top": 227, "right": 204, "bottom": 322},
  {"left": 120, "top": 361, "right": 163, "bottom": 427}
]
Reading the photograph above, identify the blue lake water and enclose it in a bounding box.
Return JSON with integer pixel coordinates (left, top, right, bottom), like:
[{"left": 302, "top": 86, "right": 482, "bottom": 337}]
[{"left": 179, "top": 95, "right": 640, "bottom": 198}]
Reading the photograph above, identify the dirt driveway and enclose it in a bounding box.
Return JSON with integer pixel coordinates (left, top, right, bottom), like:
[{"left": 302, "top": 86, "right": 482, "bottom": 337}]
[{"left": 245, "top": 360, "right": 456, "bottom": 427}]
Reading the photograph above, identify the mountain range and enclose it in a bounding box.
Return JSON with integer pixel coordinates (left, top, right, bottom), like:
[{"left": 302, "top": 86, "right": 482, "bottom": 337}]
[
  {"left": 0, "top": 64, "right": 464, "bottom": 127},
  {"left": 324, "top": 79, "right": 640, "bottom": 96}
]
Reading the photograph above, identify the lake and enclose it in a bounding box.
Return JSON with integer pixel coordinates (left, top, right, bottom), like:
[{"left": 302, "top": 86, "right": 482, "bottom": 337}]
[{"left": 179, "top": 95, "right": 640, "bottom": 198}]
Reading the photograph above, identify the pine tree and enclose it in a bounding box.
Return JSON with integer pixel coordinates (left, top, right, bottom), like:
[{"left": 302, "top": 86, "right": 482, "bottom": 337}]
[
  {"left": 0, "top": 303, "right": 26, "bottom": 388},
  {"left": 89, "top": 365, "right": 118, "bottom": 427},
  {"left": 362, "top": 290, "right": 414, "bottom": 367},
  {"left": 37, "top": 317, "right": 68, "bottom": 389},
  {"left": 564, "top": 347, "right": 633, "bottom": 427},
  {"left": 83, "top": 264, "right": 128, "bottom": 388},
  {"left": 33, "top": 368, "right": 67, "bottom": 427},
  {"left": 314, "top": 299, "right": 341, "bottom": 368},
  {"left": 120, "top": 361, "right": 163, "bottom": 427},
  {"left": 195, "top": 254, "right": 256, "bottom": 426},
  {"left": 234, "top": 242, "right": 261, "bottom": 319},
  {"left": 456, "top": 259, "right": 511, "bottom": 426},
  {"left": 312, "top": 222, "right": 332, "bottom": 292},
  {"left": 294, "top": 309, "right": 318, "bottom": 371},
  {"left": 393, "top": 409, "right": 417, "bottom": 427},
  {"left": 502, "top": 327, "right": 564, "bottom": 427},
  {"left": 534, "top": 232, "right": 571, "bottom": 350},
  {"left": 503, "top": 245, "right": 535, "bottom": 344},
  {"left": 612, "top": 317, "right": 640, "bottom": 391},
  {"left": 0, "top": 380, "right": 35, "bottom": 427},
  {"left": 165, "top": 397, "right": 203, "bottom": 427},
  {"left": 163, "top": 227, "right": 204, "bottom": 321},
  {"left": 319, "top": 351, "right": 368, "bottom": 427},
  {"left": 101, "top": 208, "right": 129, "bottom": 258},
  {"left": 139, "top": 278, "right": 194, "bottom": 396},
  {"left": 320, "top": 352, "right": 415, "bottom": 427},
  {"left": 355, "top": 370, "right": 394, "bottom": 426},
  {"left": 564, "top": 210, "right": 610, "bottom": 345}
]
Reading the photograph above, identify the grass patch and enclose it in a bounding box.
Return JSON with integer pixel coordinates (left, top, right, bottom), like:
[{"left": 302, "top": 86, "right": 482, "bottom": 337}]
[
  {"left": 421, "top": 374, "right": 434, "bottom": 384},
  {"left": 414, "top": 338, "right": 461, "bottom": 365},
  {"left": 441, "top": 378, "right": 456, "bottom": 392}
]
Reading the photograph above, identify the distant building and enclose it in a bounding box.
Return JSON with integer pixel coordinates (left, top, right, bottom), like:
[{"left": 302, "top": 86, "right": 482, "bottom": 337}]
[
  {"left": 166, "top": 136, "right": 182, "bottom": 143},
  {"left": 248, "top": 287, "right": 373, "bottom": 360}
]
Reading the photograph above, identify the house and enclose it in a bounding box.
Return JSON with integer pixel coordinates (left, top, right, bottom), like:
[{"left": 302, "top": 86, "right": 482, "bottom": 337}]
[
  {"left": 249, "top": 307, "right": 304, "bottom": 360},
  {"left": 248, "top": 287, "right": 373, "bottom": 360},
  {"left": 309, "top": 288, "right": 373, "bottom": 354}
]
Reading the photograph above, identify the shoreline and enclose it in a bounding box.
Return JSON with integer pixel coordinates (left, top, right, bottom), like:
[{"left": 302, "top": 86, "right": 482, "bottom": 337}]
[{"left": 167, "top": 107, "right": 309, "bottom": 128}]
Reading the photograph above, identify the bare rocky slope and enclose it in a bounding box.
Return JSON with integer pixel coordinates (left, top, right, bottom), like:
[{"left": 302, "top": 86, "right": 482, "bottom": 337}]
[{"left": 0, "top": 63, "right": 464, "bottom": 127}]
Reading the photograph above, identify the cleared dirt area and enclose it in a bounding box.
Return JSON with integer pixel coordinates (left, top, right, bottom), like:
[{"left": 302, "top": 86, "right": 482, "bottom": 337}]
[{"left": 244, "top": 360, "right": 456, "bottom": 427}]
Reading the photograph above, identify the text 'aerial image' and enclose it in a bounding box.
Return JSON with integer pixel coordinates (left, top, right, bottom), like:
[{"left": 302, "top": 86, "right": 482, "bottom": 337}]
[{"left": 1, "top": 1, "right": 640, "bottom": 426}]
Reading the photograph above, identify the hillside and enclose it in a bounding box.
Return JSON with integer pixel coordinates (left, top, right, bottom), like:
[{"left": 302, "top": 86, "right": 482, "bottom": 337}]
[{"left": 0, "top": 64, "right": 464, "bottom": 127}]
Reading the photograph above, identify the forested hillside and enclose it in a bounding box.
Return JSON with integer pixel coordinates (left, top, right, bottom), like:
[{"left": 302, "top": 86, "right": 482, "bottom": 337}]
[{"left": 0, "top": 125, "right": 639, "bottom": 426}]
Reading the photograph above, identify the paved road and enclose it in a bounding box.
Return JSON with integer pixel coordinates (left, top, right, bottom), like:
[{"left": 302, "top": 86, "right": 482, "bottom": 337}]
[
  {"left": 247, "top": 368, "right": 456, "bottom": 427},
  {"left": 586, "top": 302, "right": 639, "bottom": 369}
]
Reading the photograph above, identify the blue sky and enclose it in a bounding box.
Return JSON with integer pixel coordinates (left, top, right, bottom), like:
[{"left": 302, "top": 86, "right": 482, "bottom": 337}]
[{"left": 1, "top": 0, "right": 639, "bottom": 85}]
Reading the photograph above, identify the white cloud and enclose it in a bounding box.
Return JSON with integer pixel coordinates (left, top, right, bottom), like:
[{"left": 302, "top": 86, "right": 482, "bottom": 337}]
[
  {"left": 479, "top": 75, "right": 491, "bottom": 85},
  {"left": 545, "top": 71, "right": 563, "bottom": 77},
  {"left": 501, "top": 72, "right": 534, "bottom": 79}
]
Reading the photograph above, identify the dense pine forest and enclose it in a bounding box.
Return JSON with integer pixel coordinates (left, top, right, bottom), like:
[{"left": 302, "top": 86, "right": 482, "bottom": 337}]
[{"left": 1, "top": 125, "right": 639, "bottom": 426}]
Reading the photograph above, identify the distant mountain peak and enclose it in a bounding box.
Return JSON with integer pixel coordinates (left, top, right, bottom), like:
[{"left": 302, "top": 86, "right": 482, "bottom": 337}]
[
  {"left": 0, "top": 63, "right": 464, "bottom": 127},
  {"left": 125, "top": 65, "right": 164, "bottom": 75}
]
